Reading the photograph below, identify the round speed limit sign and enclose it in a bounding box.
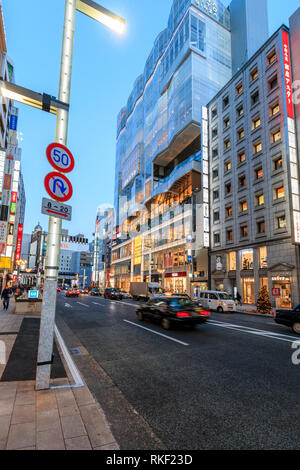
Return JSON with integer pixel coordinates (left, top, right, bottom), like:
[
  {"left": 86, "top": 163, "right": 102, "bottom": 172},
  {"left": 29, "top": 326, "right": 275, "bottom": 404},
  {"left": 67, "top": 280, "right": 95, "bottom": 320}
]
[{"left": 46, "top": 143, "right": 75, "bottom": 173}]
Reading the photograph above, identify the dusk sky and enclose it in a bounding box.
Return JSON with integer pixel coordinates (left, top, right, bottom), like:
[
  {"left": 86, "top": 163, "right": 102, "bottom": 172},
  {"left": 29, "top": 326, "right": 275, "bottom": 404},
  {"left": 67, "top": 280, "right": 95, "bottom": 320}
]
[{"left": 2, "top": 0, "right": 299, "bottom": 241}]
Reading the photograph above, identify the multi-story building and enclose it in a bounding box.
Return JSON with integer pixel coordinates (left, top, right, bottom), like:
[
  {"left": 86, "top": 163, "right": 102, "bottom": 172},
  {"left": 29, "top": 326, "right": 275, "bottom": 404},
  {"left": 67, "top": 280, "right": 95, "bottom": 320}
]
[
  {"left": 112, "top": 0, "right": 235, "bottom": 294},
  {"left": 92, "top": 206, "right": 114, "bottom": 289},
  {"left": 112, "top": 0, "right": 270, "bottom": 296},
  {"left": 207, "top": 12, "right": 300, "bottom": 308}
]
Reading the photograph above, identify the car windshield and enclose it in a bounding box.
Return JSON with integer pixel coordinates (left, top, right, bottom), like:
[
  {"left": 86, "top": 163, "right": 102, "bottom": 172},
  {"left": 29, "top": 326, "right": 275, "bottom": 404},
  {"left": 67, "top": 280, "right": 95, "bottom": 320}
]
[
  {"left": 218, "top": 293, "right": 232, "bottom": 300},
  {"left": 170, "top": 299, "right": 195, "bottom": 307}
]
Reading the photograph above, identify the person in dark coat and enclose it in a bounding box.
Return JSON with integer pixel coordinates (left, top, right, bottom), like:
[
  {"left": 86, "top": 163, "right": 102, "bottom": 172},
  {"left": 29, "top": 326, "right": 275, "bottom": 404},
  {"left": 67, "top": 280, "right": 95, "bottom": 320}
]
[
  {"left": 236, "top": 291, "right": 242, "bottom": 306},
  {"left": 1, "top": 287, "right": 12, "bottom": 310}
]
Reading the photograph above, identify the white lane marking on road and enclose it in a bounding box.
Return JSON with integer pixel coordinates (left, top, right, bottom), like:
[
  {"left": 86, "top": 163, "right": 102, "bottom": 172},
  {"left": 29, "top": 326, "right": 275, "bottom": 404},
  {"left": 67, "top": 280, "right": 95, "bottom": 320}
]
[
  {"left": 119, "top": 301, "right": 141, "bottom": 308},
  {"left": 124, "top": 320, "right": 189, "bottom": 346},
  {"left": 92, "top": 302, "right": 103, "bottom": 306},
  {"left": 64, "top": 303, "right": 72, "bottom": 308},
  {"left": 77, "top": 302, "right": 89, "bottom": 308},
  {"left": 208, "top": 320, "right": 299, "bottom": 343}
]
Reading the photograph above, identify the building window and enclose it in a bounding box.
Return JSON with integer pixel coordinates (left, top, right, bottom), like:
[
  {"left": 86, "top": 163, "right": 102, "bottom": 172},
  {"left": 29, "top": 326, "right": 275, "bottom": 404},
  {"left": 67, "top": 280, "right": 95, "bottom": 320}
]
[
  {"left": 226, "top": 229, "right": 233, "bottom": 242},
  {"left": 212, "top": 147, "right": 218, "bottom": 159},
  {"left": 267, "top": 49, "right": 277, "bottom": 66},
  {"left": 255, "top": 167, "right": 263, "bottom": 180},
  {"left": 239, "top": 175, "right": 246, "bottom": 187},
  {"left": 270, "top": 102, "right": 280, "bottom": 117},
  {"left": 214, "top": 232, "right": 220, "bottom": 245},
  {"left": 259, "top": 246, "right": 268, "bottom": 268},
  {"left": 227, "top": 251, "right": 236, "bottom": 271},
  {"left": 255, "top": 193, "right": 265, "bottom": 206},
  {"left": 251, "top": 90, "right": 259, "bottom": 106},
  {"left": 212, "top": 168, "right": 219, "bottom": 180},
  {"left": 276, "top": 214, "right": 286, "bottom": 229},
  {"left": 213, "top": 189, "right": 219, "bottom": 201},
  {"left": 238, "top": 151, "right": 246, "bottom": 164},
  {"left": 236, "top": 104, "right": 244, "bottom": 118},
  {"left": 212, "top": 107, "right": 218, "bottom": 119},
  {"left": 224, "top": 160, "right": 231, "bottom": 172},
  {"left": 239, "top": 200, "right": 248, "bottom": 212},
  {"left": 257, "top": 220, "right": 266, "bottom": 234},
  {"left": 274, "top": 186, "right": 285, "bottom": 200},
  {"left": 226, "top": 205, "right": 233, "bottom": 218},
  {"left": 213, "top": 210, "right": 220, "bottom": 223},
  {"left": 252, "top": 116, "right": 261, "bottom": 130},
  {"left": 225, "top": 182, "right": 232, "bottom": 194},
  {"left": 253, "top": 140, "right": 262, "bottom": 155},
  {"left": 271, "top": 129, "right": 281, "bottom": 144},
  {"left": 250, "top": 67, "right": 258, "bottom": 81},
  {"left": 241, "top": 249, "right": 254, "bottom": 270},
  {"left": 269, "top": 75, "right": 278, "bottom": 91},
  {"left": 224, "top": 138, "right": 231, "bottom": 150},
  {"left": 223, "top": 95, "right": 229, "bottom": 109},
  {"left": 237, "top": 128, "right": 245, "bottom": 140},
  {"left": 212, "top": 126, "right": 218, "bottom": 139},
  {"left": 273, "top": 156, "right": 283, "bottom": 171},
  {"left": 236, "top": 82, "right": 243, "bottom": 95},
  {"left": 224, "top": 117, "right": 230, "bottom": 129},
  {"left": 240, "top": 226, "right": 248, "bottom": 238}
]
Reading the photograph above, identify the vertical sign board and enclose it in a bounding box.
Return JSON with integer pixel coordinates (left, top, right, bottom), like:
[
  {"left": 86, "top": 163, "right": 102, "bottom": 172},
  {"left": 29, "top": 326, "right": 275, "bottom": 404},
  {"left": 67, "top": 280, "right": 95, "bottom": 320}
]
[
  {"left": 15, "top": 223, "right": 23, "bottom": 262},
  {"left": 281, "top": 29, "right": 300, "bottom": 244},
  {"left": 201, "top": 106, "right": 210, "bottom": 248}
]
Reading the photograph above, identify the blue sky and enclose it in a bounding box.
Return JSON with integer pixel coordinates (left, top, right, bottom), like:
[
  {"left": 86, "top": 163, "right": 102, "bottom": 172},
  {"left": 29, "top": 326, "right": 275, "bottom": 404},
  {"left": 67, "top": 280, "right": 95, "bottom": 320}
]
[{"left": 2, "top": 0, "right": 299, "bottom": 241}]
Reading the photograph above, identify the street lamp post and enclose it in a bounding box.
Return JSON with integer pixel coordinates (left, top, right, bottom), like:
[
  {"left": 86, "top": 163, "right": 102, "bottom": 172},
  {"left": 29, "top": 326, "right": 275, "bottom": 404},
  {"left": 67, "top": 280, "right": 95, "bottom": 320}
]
[{"left": 35, "top": 0, "right": 125, "bottom": 390}]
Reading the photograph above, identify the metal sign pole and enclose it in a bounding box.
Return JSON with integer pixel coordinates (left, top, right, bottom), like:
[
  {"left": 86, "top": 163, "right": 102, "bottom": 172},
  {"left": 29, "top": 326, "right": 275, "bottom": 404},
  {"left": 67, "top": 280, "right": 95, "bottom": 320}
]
[{"left": 36, "top": 0, "right": 76, "bottom": 390}]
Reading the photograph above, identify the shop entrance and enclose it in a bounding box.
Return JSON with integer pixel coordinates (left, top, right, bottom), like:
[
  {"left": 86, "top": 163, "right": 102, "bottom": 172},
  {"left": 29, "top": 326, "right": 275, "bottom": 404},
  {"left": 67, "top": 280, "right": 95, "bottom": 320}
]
[
  {"left": 242, "top": 278, "right": 255, "bottom": 305},
  {"left": 273, "top": 279, "right": 292, "bottom": 309}
]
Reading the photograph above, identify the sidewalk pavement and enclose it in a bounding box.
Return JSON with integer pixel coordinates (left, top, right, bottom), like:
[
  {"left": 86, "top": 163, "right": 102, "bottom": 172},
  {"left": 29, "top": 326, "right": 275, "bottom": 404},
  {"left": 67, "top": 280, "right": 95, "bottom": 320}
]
[
  {"left": 0, "top": 298, "right": 119, "bottom": 450},
  {"left": 236, "top": 304, "right": 275, "bottom": 318}
]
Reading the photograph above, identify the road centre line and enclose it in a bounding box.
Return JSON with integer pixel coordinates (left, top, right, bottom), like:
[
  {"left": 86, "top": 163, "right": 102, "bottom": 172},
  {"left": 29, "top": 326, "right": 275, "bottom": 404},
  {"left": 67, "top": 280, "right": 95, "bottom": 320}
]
[
  {"left": 124, "top": 320, "right": 189, "bottom": 346},
  {"left": 208, "top": 320, "right": 299, "bottom": 343}
]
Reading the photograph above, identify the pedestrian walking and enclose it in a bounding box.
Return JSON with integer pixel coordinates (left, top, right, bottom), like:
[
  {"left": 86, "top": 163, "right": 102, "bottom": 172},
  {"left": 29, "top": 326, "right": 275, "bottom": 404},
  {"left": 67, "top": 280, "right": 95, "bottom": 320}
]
[
  {"left": 1, "top": 287, "right": 12, "bottom": 310},
  {"left": 236, "top": 291, "right": 242, "bottom": 306}
]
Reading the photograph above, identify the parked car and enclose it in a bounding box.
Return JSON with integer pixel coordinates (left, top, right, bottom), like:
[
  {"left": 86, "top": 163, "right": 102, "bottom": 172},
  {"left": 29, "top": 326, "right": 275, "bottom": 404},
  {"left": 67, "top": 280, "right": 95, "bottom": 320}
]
[
  {"left": 82, "top": 288, "right": 89, "bottom": 295},
  {"left": 65, "top": 289, "right": 79, "bottom": 298},
  {"left": 136, "top": 296, "right": 210, "bottom": 330},
  {"left": 104, "top": 288, "right": 123, "bottom": 300},
  {"left": 90, "top": 288, "right": 101, "bottom": 296},
  {"left": 275, "top": 305, "right": 300, "bottom": 334},
  {"left": 197, "top": 290, "right": 236, "bottom": 313},
  {"left": 120, "top": 290, "right": 132, "bottom": 299}
]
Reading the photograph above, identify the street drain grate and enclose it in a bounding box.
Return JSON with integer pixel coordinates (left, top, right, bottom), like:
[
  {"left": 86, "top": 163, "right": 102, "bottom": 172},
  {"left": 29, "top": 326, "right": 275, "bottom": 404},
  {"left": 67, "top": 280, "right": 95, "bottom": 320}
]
[{"left": 70, "top": 348, "right": 82, "bottom": 355}]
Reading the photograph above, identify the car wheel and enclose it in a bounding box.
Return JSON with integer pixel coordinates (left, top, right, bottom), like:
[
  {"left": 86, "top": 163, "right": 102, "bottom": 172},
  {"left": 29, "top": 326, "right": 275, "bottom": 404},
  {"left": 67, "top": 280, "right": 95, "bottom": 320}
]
[
  {"left": 137, "top": 311, "right": 144, "bottom": 322},
  {"left": 162, "top": 318, "right": 171, "bottom": 330},
  {"left": 292, "top": 322, "right": 300, "bottom": 334},
  {"left": 217, "top": 307, "right": 223, "bottom": 313}
]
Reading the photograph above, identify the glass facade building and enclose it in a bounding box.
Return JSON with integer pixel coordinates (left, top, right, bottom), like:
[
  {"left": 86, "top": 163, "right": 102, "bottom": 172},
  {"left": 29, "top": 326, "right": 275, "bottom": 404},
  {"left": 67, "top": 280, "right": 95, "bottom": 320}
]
[{"left": 112, "top": 0, "right": 232, "bottom": 293}]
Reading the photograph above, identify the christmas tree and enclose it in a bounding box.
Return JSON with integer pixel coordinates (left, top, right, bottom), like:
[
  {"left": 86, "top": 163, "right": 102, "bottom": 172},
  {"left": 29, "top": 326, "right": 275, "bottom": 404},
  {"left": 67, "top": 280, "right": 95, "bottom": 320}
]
[{"left": 257, "top": 286, "right": 272, "bottom": 315}]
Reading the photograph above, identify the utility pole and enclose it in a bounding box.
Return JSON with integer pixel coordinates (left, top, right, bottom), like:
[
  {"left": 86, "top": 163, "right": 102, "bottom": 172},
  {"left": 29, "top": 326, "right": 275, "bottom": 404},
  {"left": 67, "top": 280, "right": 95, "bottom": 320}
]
[{"left": 36, "top": 0, "right": 76, "bottom": 390}]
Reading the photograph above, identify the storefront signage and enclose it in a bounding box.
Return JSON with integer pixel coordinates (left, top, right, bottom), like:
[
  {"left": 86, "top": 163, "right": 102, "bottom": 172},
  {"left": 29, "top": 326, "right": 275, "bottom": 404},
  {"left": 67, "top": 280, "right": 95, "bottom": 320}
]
[
  {"left": 272, "top": 288, "right": 281, "bottom": 297},
  {"left": 216, "top": 256, "right": 223, "bottom": 271},
  {"left": 165, "top": 272, "right": 186, "bottom": 278},
  {"left": 281, "top": 30, "right": 294, "bottom": 119},
  {"left": 15, "top": 223, "right": 23, "bottom": 262},
  {"left": 201, "top": 107, "right": 210, "bottom": 248},
  {"left": 271, "top": 276, "right": 291, "bottom": 282}
]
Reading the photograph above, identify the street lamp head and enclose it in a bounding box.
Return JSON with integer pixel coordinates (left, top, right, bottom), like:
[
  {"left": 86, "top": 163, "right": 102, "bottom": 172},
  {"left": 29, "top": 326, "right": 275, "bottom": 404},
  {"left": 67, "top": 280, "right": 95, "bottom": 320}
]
[{"left": 76, "top": 0, "right": 125, "bottom": 34}]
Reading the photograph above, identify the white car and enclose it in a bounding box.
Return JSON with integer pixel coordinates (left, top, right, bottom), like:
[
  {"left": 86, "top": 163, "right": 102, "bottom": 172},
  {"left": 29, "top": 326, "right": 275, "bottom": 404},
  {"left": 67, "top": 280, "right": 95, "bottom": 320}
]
[
  {"left": 120, "top": 290, "right": 132, "bottom": 299},
  {"left": 198, "top": 291, "right": 237, "bottom": 313}
]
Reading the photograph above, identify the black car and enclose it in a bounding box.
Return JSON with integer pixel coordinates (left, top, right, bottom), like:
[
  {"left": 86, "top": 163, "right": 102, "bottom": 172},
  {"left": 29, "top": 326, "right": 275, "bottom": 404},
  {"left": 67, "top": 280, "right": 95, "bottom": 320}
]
[
  {"left": 136, "top": 296, "right": 210, "bottom": 330},
  {"left": 104, "top": 287, "right": 123, "bottom": 300},
  {"left": 275, "top": 305, "right": 300, "bottom": 334},
  {"left": 90, "top": 288, "right": 101, "bottom": 296}
]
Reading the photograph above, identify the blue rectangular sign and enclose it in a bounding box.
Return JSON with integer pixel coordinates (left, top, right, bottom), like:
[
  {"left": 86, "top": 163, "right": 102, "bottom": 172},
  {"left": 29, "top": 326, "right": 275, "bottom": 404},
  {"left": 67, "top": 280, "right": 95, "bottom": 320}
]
[
  {"left": 28, "top": 290, "right": 38, "bottom": 299},
  {"left": 9, "top": 115, "right": 18, "bottom": 131}
]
